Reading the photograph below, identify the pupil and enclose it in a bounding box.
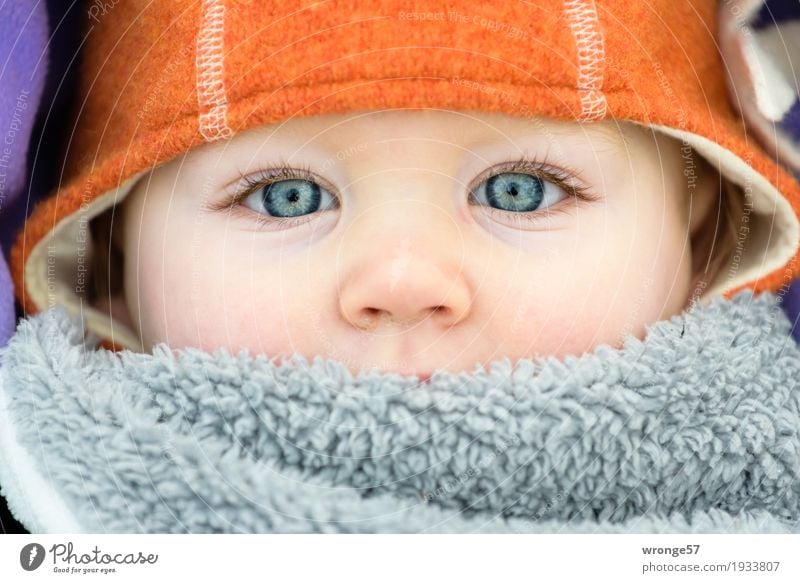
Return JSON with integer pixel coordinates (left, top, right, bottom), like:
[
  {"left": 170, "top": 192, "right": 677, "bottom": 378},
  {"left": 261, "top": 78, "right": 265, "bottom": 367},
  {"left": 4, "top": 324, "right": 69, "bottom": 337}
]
[{"left": 485, "top": 172, "right": 544, "bottom": 212}]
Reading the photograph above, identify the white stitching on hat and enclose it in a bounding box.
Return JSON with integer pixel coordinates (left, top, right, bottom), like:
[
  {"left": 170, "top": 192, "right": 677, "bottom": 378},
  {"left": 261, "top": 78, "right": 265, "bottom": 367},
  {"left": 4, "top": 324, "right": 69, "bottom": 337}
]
[
  {"left": 197, "top": 0, "right": 233, "bottom": 141},
  {"left": 564, "top": 0, "right": 607, "bottom": 121}
]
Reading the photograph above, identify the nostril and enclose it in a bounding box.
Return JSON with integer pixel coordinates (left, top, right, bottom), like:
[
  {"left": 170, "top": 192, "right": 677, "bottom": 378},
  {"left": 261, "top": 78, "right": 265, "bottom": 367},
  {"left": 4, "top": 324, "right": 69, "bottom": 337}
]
[
  {"left": 362, "top": 307, "right": 382, "bottom": 323},
  {"left": 355, "top": 307, "right": 383, "bottom": 330}
]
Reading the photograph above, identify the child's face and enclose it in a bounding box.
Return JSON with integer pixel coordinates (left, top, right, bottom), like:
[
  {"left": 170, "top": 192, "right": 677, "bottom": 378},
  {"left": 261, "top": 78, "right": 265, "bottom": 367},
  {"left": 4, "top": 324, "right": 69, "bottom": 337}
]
[{"left": 117, "top": 110, "right": 706, "bottom": 378}]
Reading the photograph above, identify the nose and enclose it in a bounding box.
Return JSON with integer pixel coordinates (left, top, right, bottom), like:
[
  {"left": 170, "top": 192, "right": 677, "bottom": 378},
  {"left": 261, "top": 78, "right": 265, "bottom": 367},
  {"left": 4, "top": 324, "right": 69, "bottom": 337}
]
[{"left": 338, "top": 211, "right": 472, "bottom": 332}]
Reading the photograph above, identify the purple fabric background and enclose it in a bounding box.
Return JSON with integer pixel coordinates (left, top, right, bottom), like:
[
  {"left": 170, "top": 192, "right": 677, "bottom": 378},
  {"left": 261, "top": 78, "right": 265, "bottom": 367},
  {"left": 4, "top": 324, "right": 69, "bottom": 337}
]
[
  {"left": 0, "top": 0, "right": 49, "bottom": 347},
  {"left": 753, "top": 0, "right": 800, "bottom": 28},
  {"left": 0, "top": 0, "right": 82, "bottom": 535}
]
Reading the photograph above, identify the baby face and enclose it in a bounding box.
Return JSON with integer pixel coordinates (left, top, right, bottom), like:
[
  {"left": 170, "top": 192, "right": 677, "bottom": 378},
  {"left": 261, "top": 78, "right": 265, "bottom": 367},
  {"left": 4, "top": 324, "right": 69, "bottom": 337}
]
[{"left": 117, "top": 110, "right": 708, "bottom": 378}]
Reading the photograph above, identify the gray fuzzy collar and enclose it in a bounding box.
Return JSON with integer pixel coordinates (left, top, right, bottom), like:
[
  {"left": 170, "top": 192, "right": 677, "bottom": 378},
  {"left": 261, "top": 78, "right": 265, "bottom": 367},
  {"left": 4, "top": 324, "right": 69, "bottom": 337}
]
[{"left": 1, "top": 290, "right": 799, "bottom": 533}]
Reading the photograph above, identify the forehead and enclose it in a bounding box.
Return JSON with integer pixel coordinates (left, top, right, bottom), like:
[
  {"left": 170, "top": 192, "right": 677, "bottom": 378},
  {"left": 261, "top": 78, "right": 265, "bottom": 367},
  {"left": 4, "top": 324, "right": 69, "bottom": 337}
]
[{"left": 227, "top": 109, "right": 633, "bottom": 154}]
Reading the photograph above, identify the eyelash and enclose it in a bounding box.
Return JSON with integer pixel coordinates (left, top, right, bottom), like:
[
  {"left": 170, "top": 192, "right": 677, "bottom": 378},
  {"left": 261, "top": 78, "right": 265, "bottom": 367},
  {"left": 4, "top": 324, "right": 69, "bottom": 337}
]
[
  {"left": 203, "top": 155, "right": 600, "bottom": 231},
  {"left": 468, "top": 156, "right": 598, "bottom": 225},
  {"left": 203, "top": 161, "right": 336, "bottom": 231}
]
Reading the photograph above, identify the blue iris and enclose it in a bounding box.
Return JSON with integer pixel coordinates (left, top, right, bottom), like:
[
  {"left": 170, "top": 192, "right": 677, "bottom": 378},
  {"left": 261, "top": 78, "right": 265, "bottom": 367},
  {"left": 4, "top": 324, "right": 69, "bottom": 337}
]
[
  {"left": 485, "top": 172, "right": 544, "bottom": 212},
  {"left": 262, "top": 179, "right": 321, "bottom": 218}
]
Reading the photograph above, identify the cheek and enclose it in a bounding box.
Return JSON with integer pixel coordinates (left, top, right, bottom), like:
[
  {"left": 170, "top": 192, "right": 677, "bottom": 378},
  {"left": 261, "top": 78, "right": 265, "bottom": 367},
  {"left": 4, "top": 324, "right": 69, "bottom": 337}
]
[
  {"left": 124, "top": 178, "right": 331, "bottom": 356},
  {"left": 149, "top": 227, "right": 327, "bottom": 356},
  {"left": 495, "top": 211, "right": 690, "bottom": 359},
  {"left": 479, "top": 229, "right": 624, "bottom": 359},
  {"left": 497, "top": 273, "right": 622, "bottom": 359}
]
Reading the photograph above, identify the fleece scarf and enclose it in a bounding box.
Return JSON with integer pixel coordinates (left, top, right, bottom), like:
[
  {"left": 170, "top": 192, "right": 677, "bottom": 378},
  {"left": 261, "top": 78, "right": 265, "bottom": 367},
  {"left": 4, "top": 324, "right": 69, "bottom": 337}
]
[{"left": 0, "top": 289, "right": 799, "bottom": 534}]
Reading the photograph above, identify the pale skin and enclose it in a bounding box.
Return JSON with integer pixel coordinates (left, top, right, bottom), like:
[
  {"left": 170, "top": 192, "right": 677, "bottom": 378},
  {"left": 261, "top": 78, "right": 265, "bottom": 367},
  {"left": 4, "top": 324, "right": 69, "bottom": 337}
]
[{"left": 104, "top": 110, "right": 718, "bottom": 380}]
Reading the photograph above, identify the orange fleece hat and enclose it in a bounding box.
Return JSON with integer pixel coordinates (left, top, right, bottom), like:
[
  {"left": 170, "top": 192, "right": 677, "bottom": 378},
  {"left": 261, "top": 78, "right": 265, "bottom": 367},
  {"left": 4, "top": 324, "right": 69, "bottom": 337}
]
[{"left": 10, "top": 0, "right": 800, "bottom": 351}]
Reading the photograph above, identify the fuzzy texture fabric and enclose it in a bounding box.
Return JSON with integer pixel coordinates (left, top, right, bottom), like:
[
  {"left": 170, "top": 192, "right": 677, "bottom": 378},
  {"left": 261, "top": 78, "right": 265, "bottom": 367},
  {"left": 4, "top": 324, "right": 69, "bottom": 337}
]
[{"left": 0, "top": 289, "right": 799, "bottom": 533}]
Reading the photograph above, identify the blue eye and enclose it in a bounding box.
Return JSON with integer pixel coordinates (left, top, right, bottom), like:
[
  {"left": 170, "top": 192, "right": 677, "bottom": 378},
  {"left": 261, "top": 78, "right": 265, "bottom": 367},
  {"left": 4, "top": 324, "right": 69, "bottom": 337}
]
[
  {"left": 485, "top": 173, "right": 543, "bottom": 211},
  {"left": 472, "top": 171, "right": 567, "bottom": 214},
  {"left": 241, "top": 178, "right": 337, "bottom": 221},
  {"left": 213, "top": 159, "right": 596, "bottom": 231}
]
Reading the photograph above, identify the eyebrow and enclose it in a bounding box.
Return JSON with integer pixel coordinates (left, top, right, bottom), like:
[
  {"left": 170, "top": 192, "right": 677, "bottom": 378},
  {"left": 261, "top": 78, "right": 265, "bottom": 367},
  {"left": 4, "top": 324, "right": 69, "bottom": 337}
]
[
  {"left": 466, "top": 118, "right": 629, "bottom": 154},
  {"left": 584, "top": 121, "right": 629, "bottom": 152},
  {"left": 551, "top": 120, "right": 632, "bottom": 158}
]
